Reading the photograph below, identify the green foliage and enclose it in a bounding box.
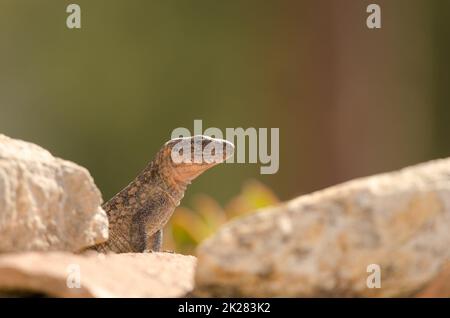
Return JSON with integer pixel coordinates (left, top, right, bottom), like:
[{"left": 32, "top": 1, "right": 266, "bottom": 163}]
[{"left": 164, "top": 179, "right": 279, "bottom": 254}]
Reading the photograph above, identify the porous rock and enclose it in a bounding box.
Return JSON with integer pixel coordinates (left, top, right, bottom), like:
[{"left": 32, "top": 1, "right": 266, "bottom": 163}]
[
  {"left": 194, "top": 158, "right": 450, "bottom": 297},
  {"left": 0, "top": 251, "right": 196, "bottom": 297},
  {"left": 0, "top": 134, "right": 108, "bottom": 252}
]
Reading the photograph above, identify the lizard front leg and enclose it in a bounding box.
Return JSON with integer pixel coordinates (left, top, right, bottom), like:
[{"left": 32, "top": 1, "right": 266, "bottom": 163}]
[
  {"left": 130, "top": 215, "right": 163, "bottom": 252},
  {"left": 145, "top": 229, "right": 162, "bottom": 252},
  {"left": 130, "top": 198, "right": 170, "bottom": 252},
  {"left": 130, "top": 210, "right": 147, "bottom": 252}
]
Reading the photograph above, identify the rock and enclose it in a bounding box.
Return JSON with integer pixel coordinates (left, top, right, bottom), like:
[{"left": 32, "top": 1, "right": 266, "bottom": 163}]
[
  {"left": 194, "top": 158, "right": 450, "bottom": 297},
  {"left": 0, "top": 134, "right": 108, "bottom": 252},
  {"left": 415, "top": 263, "right": 450, "bottom": 298},
  {"left": 0, "top": 251, "right": 196, "bottom": 297}
]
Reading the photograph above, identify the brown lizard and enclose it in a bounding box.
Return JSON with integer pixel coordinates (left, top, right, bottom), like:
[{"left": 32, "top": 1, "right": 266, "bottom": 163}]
[{"left": 88, "top": 135, "right": 234, "bottom": 253}]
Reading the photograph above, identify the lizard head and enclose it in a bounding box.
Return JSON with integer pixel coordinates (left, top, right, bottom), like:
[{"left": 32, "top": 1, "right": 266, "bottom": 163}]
[{"left": 158, "top": 135, "right": 234, "bottom": 183}]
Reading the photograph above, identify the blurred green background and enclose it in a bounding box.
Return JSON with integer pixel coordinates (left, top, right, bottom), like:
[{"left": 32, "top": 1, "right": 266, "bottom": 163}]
[{"left": 0, "top": 1, "right": 449, "bottom": 213}]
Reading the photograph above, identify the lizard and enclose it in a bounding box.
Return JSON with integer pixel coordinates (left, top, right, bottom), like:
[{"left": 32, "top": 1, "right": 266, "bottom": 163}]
[{"left": 87, "top": 135, "right": 234, "bottom": 254}]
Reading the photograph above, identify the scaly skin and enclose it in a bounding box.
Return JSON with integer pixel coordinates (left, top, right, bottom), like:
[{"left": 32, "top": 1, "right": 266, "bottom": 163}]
[{"left": 89, "top": 136, "right": 234, "bottom": 253}]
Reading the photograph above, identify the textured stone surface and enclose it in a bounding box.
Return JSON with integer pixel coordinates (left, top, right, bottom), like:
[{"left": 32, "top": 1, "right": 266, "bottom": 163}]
[
  {"left": 0, "top": 134, "right": 108, "bottom": 252},
  {"left": 194, "top": 158, "right": 450, "bottom": 297},
  {"left": 415, "top": 263, "right": 450, "bottom": 298},
  {"left": 0, "top": 252, "right": 196, "bottom": 297}
]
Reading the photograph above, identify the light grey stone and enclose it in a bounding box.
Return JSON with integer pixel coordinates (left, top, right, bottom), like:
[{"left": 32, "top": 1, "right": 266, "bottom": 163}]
[
  {"left": 194, "top": 158, "right": 450, "bottom": 297},
  {"left": 0, "top": 134, "right": 108, "bottom": 252}
]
